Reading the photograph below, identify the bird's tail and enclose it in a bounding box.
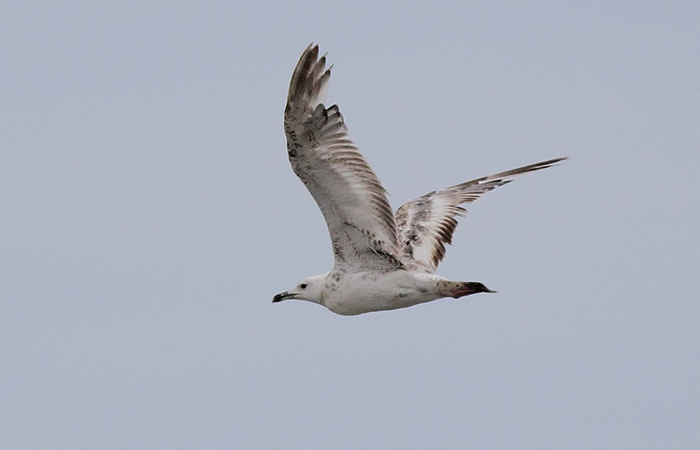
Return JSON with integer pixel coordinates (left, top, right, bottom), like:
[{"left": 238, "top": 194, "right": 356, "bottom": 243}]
[{"left": 440, "top": 281, "right": 497, "bottom": 299}]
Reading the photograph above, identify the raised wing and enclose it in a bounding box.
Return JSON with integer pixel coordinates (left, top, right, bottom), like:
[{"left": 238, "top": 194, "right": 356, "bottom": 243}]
[
  {"left": 284, "top": 44, "right": 402, "bottom": 271},
  {"left": 395, "top": 157, "right": 567, "bottom": 272}
]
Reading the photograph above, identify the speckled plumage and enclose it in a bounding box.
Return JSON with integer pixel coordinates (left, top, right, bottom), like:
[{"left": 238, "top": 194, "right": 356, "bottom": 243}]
[{"left": 274, "top": 44, "right": 566, "bottom": 315}]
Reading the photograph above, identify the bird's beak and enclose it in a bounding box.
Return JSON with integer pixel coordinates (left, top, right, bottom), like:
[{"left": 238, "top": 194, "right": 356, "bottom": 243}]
[{"left": 272, "top": 291, "right": 294, "bottom": 303}]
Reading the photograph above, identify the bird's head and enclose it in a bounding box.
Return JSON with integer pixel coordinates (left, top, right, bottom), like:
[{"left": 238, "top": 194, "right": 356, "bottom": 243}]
[{"left": 273, "top": 273, "right": 327, "bottom": 306}]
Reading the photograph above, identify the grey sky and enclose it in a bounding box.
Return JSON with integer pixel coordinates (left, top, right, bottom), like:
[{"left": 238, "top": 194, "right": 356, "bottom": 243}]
[{"left": 1, "top": 1, "right": 699, "bottom": 448}]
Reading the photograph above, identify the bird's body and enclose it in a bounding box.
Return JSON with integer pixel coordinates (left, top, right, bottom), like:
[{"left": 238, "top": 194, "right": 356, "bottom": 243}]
[
  {"left": 284, "top": 270, "right": 493, "bottom": 316},
  {"left": 273, "top": 44, "right": 566, "bottom": 315}
]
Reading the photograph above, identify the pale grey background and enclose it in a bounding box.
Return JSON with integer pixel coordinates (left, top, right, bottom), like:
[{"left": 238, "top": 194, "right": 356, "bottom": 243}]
[{"left": 1, "top": 1, "right": 699, "bottom": 449}]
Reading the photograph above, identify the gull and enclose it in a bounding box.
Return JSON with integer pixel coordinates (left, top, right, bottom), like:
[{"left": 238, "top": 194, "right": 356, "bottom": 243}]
[{"left": 273, "top": 44, "right": 566, "bottom": 315}]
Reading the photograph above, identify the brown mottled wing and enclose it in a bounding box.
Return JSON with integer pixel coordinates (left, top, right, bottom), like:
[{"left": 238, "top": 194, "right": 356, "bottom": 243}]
[
  {"left": 284, "top": 44, "right": 402, "bottom": 271},
  {"left": 395, "top": 158, "right": 567, "bottom": 272}
]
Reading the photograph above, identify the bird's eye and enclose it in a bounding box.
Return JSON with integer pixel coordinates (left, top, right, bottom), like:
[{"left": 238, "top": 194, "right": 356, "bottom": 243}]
[{"left": 300, "top": 283, "right": 307, "bottom": 289}]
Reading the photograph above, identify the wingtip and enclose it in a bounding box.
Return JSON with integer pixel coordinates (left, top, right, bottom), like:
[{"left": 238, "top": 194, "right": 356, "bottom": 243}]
[
  {"left": 287, "top": 43, "right": 333, "bottom": 110},
  {"left": 543, "top": 156, "right": 569, "bottom": 167},
  {"left": 536, "top": 156, "right": 569, "bottom": 167}
]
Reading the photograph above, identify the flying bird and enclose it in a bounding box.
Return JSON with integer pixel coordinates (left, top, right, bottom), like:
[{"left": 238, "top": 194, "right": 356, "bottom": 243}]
[{"left": 274, "top": 44, "right": 566, "bottom": 315}]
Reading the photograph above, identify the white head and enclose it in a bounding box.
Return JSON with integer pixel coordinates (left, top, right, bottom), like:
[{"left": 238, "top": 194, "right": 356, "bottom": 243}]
[{"left": 273, "top": 273, "right": 328, "bottom": 306}]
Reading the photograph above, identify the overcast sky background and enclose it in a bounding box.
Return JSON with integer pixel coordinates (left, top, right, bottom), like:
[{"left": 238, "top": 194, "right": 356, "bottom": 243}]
[{"left": 2, "top": 1, "right": 699, "bottom": 449}]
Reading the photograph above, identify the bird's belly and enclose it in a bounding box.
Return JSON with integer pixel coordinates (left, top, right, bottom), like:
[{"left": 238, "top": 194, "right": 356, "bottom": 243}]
[{"left": 324, "top": 271, "right": 442, "bottom": 315}]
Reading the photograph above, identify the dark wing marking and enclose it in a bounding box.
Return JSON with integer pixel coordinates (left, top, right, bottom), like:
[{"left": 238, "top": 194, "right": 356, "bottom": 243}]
[
  {"left": 284, "top": 44, "right": 402, "bottom": 271},
  {"left": 395, "top": 157, "right": 567, "bottom": 272}
]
